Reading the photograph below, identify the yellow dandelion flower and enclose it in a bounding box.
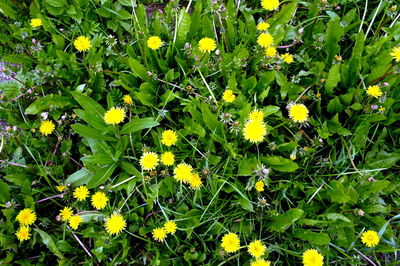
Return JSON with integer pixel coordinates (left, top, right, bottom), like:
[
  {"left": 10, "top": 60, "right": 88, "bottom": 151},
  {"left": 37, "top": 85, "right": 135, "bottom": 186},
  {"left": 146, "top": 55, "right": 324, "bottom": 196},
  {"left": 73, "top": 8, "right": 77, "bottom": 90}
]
[
  {"left": 265, "top": 46, "right": 277, "bottom": 57},
  {"left": 123, "top": 95, "right": 133, "bottom": 105},
  {"left": 91, "top": 191, "right": 109, "bottom": 210},
  {"left": 302, "top": 249, "right": 324, "bottom": 266},
  {"left": 390, "top": 47, "right": 400, "bottom": 62},
  {"left": 248, "top": 240, "right": 266, "bottom": 258},
  {"left": 366, "top": 85, "right": 383, "bottom": 98},
  {"left": 255, "top": 181, "right": 265, "bottom": 192},
  {"left": 251, "top": 259, "right": 271, "bottom": 266},
  {"left": 257, "top": 22, "right": 270, "bottom": 31},
  {"left": 161, "top": 151, "right": 175, "bottom": 166},
  {"left": 281, "top": 53, "right": 294, "bottom": 64},
  {"left": 221, "top": 232, "right": 240, "bottom": 253},
  {"left": 56, "top": 185, "right": 66, "bottom": 192},
  {"left": 261, "top": 0, "right": 280, "bottom": 11},
  {"left": 147, "top": 36, "right": 163, "bottom": 50},
  {"left": 15, "top": 226, "right": 31, "bottom": 242},
  {"left": 16, "top": 208, "right": 36, "bottom": 226},
  {"left": 173, "top": 163, "right": 193, "bottom": 183},
  {"left": 39, "top": 120, "right": 55, "bottom": 136},
  {"left": 73, "top": 186, "right": 89, "bottom": 201},
  {"left": 30, "top": 18, "right": 42, "bottom": 28},
  {"left": 243, "top": 120, "right": 267, "bottom": 143},
  {"left": 74, "top": 36, "right": 92, "bottom": 52},
  {"left": 59, "top": 207, "right": 73, "bottom": 222},
  {"left": 361, "top": 230, "right": 379, "bottom": 247},
  {"left": 379, "top": 106, "right": 385, "bottom": 112},
  {"left": 288, "top": 104, "right": 309, "bottom": 123},
  {"left": 163, "top": 221, "right": 177, "bottom": 234},
  {"left": 140, "top": 152, "right": 159, "bottom": 171},
  {"left": 161, "top": 130, "right": 178, "bottom": 146},
  {"left": 248, "top": 109, "right": 264, "bottom": 122},
  {"left": 222, "top": 89, "right": 236, "bottom": 103},
  {"left": 104, "top": 107, "right": 125, "bottom": 125},
  {"left": 69, "top": 215, "right": 83, "bottom": 230},
  {"left": 189, "top": 172, "right": 203, "bottom": 190},
  {"left": 152, "top": 227, "right": 167, "bottom": 242},
  {"left": 257, "top": 33, "right": 274, "bottom": 48},
  {"left": 105, "top": 213, "right": 126, "bottom": 235},
  {"left": 198, "top": 37, "right": 216, "bottom": 53}
]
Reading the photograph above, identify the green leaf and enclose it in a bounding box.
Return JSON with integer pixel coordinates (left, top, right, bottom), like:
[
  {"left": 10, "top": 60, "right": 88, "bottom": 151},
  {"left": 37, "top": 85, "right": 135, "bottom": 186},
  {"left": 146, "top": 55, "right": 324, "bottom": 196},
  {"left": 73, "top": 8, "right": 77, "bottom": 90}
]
[
  {"left": 65, "top": 169, "right": 93, "bottom": 186},
  {"left": 0, "top": 1, "right": 16, "bottom": 18},
  {"left": 269, "top": 2, "right": 297, "bottom": 31},
  {"left": 87, "top": 163, "right": 118, "bottom": 188},
  {"left": 81, "top": 154, "right": 116, "bottom": 165},
  {"left": 46, "top": 0, "right": 67, "bottom": 7},
  {"left": 200, "top": 102, "right": 219, "bottom": 132},
  {"left": 325, "top": 64, "right": 341, "bottom": 96},
  {"left": 128, "top": 58, "right": 151, "bottom": 81},
  {"left": 25, "top": 94, "right": 71, "bottom": 115},
  {"left": 267, "top": 208, "right": 304, "bottom": 232},
  {"left": 71, "top": 124, "right": 116, "bottom": 141},
  {"left": 324, "top": 18, "right": 344, "bottom": 64},
  {"left": 364, "top": 151, "right": 400, "bottom": 169},
  {"left": 35, "top": 229, "right": 64, "bottom": 259},
  {"left": 263, "top": 156, "right": 298, "bottom": 172},
  {"left": 120, "top": 161, "right": 142, "bottom": 178},
  {"left": 327, "top": 97, "right": 343, "bottom": 113},
  {"left": 71, "top": 92, "right": 106, "bottom": 126},
  {"left": 238, "top": 197, "right": 254, "bottom": 212},
  {"left": 176, "top": 10, "right": 191, "bottom": 46},
  {"left": 294, "top": 229, "right": 331, "bottom": 245},
  {"left": 0, "top": 181, "right": 10, "bottom": 202},
  {"left": 120, "top": 117, "right": 159, "bottom": 134}
]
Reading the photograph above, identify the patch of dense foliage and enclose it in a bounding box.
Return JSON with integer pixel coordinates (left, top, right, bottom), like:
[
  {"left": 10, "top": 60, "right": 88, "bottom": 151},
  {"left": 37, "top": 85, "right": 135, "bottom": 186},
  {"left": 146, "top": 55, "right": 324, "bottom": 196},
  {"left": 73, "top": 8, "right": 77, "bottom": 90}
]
[{"left": 0, "top": 0, "right": 399, "bottom": 264}]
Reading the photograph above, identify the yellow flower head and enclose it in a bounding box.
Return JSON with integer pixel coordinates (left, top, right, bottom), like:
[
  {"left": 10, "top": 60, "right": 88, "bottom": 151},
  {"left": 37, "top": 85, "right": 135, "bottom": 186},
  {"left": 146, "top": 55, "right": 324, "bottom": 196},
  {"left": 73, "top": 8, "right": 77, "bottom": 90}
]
[
  {"left": 281, "top": 53, "right": 294, "bottom": 64},
  {"left": 243, "top": 120, "right": 267, "bottom": 143},
  {"left": 74, "top": 36, "right": 92, "bottom": 52},
  {"left": 189, "top": 172, "right": 203, "bottom": 190},
  {"left": 140, "top": 152, "right": 159, "bottom": 171},
  {"left": 152, "top": 227, "right": 167, "bottom": 242},
  {"left": 248, "top": 109, "right": 264, "bottom": 122},
  {"left": 302, "top": 249, "right": 324, "bottom": 266},
  {"left": 104, "top": 107, "right": 125, "bottom": 125},
  {"left": 265, "top": 46, "right": 277, "bottom": 57},
  {"left": 251, "top": 259, "right": 271, "bottom": 266},
  {"left": 16, "top": 226, "right": 31, "bottom": 242},
  {"left": 105, "top": 213, "right": 126, "bottom": 235},
  {"left": 91, "top": 191, "right": 109, "bottom": 210},
  {"left": 255, "top": 180, "right": 265, "bottom": 192},
  {"left": 288, "top": 104, "right": 309, "bottom": 123},
  {"left": 366, "top": 85, "right": 383, "bottom": 98},
  {"left": 69, "top": 215, "right": 83, "bottom": 230},
  {"left": 30, "top": 18, "right": 42, "bottom": 28},
  {"left": 161, "top": 130, "right": 178, "bottom": 146},
  {"left": 248, "top": 240, "right": 266, "bottom": 258},
  {"left": 56, "top": 185, "right": 66, "bottom": 192},
  {"left": 390, "top": 47, "right": 400, "bottom": 62},
  {"left": 73, "top": 186, "right": 89, "bottom": 201},
  {"left": 221, "top": 232, "right": 240, "bottom": 253},
  {"left": 173, "top": 163, "right": 193, "bottom": 183},
  {"left": 257, "top": 22, "right": 270, "bottom": 31},
  {"left": 123, "top": 95, "right": 133, "bottom": 105},
  {"left": 161, "top": 151, "right": 175, "bottom": 166},
  {"left": 261, "top": 0, "right": 280, "bottom": 11},
  {"left": 59, "top": 207, "right": 73, "bottom": 222},
  {"left": 257, "top": 33, "right": 274, "bottom": 48},
  {"left": 16, "top": 208, "right": 36, "bottom": 226},
  {"left": 198, "top": 37, "right": 216, "bottom": 53},
  {"left": 361, "top": 230, "right": 379, "bottom": 247},
  {"left": 39, "top": 120, "right": 55, "bottom": 136},
  {"left": 147, "top": 36, "right": 163, "bottom": 50},
  {"left": 222, "top": 89, "right": 236, "bottom": 103},
  {"left": 163, "top": 221, "right": 177, "bottom": 234}
]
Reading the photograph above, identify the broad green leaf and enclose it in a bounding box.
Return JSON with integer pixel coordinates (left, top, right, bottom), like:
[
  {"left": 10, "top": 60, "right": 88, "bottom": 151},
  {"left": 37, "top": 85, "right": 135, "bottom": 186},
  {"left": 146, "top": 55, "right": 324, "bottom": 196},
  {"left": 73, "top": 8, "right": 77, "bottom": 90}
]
[
  {"left": 267, "top": 208, "right": 304, "bottom": 232},
  {"left": 71, "top": 124, "right": 116, "bottom": 141},
  {"left": 46, "top": 0, "right": 66, "bottom": 7},
  {"left": 71, "top": 92, "right": 106, "bottom": 126},
  {"left": 120, "top": 161, "right": 142, "bottom": 178},
  {"left": 87, "top": 163, "right": 118, "bottom": 188},
  {"left": 200, "top": 102, "right": 219, "bottom": 132},
  {"left": 294, "top": 230, "right": 331, "bottom": 245},
  {"left": 25, "top": 94, "right": 71, "bottom": 115},
  {"left": 120, "top": 117, "right": 159, "bottom": 134},
  {"left": 325, "top": 64, "right": 341, "bottom": 96},
  {"left": 128, "top": 58, "right": 151, "bottom": 81},
  {"left": 35, "top": 229, "right": 64, "bottom": 259},
  {"left": 327, "top": 97, "right": 343, "bottom": 113},
  {"left": 65, "top": 169, "right": 93, "bottom": 186},
  {"left": 176, "top": 10, "right": 191, "bottom": 46},
  {"left": 81, "top": 154, "right": 116, "bottom": 165},
  {"left": 263, "top": 156, "right": 298, "bottom": 172},
  {"left": 0, "top": 1, "right": 16, "bottom": 18},
  {"left": 0, "top": 181, "right": 10, "bottom": 202},
  {"left": 269, "top": 2, "right": 297, "bottom": 31},
  {"left": 324, "top": 18, "right": 344, "bottom": 65}
]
